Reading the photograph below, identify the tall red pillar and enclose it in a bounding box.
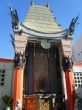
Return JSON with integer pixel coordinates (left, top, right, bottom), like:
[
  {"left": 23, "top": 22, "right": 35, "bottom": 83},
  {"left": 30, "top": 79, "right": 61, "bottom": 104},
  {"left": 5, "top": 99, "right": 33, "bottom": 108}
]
[
  {"left": 13, "top": 67, "right": 24, "bottom": 109},
  {"left": 64, "top": 70, "right": 75, "bottom": 110},
  {"left": 62, "top": 56, "right": 75, "bottom": 110},
  {"left": 12, "top": 52, "right": 25, "bottom": 110}
]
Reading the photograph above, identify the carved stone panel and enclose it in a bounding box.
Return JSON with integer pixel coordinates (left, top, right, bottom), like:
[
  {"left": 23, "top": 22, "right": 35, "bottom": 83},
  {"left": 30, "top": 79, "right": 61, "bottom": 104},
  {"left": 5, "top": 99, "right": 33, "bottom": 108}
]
[{"left": 34, "top": 49, "right": 49, "bottom": 93}]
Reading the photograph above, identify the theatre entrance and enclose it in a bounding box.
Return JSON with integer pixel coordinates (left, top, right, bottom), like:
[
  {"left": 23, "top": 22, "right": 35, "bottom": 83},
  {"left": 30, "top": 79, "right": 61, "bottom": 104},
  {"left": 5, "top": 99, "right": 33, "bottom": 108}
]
[{"left": 24, "top": 43, "right": 64, "bottom": 110}]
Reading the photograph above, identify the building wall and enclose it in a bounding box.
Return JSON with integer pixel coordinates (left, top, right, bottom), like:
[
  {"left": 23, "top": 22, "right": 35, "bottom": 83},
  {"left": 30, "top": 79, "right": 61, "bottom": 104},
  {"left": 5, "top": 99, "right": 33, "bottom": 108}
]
[
  {"left": 73, "top": 62, "right": 82, "bottom": 98},
  {"left": 0, "top": 58, "right": 14, "bottom": 110},
  {"left": 73, "top": 35, "right": 82, "bottom": 62},
  {"left": 61, "top": 38, "right": 72, "bottom": 57}
]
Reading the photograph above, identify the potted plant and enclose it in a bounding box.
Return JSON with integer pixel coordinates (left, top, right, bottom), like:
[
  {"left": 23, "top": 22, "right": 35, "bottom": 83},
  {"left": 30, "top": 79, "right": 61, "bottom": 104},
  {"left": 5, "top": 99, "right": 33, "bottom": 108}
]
[{"left": 2, "top": 95, "right": 12, "bottom": 110}]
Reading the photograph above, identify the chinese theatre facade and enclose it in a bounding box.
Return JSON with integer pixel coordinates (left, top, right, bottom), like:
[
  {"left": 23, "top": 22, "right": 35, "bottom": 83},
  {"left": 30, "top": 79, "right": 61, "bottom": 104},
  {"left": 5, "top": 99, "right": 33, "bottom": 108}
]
[{"left": 10, "top": 3, "right": 78, "bottom": 110}]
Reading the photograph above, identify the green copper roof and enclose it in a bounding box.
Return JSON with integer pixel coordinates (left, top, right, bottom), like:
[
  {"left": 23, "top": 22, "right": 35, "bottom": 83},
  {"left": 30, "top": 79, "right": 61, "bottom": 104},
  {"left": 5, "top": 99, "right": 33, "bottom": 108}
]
[{"left": 23, "top": 4, "right": 63, "bottom": 33}]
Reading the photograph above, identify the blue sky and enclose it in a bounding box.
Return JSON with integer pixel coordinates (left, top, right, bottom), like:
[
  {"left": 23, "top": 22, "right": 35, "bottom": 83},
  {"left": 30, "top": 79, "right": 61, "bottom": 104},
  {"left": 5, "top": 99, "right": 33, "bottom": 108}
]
[{"left": 0, "top": 0, "right": 82, "bottom": 58}]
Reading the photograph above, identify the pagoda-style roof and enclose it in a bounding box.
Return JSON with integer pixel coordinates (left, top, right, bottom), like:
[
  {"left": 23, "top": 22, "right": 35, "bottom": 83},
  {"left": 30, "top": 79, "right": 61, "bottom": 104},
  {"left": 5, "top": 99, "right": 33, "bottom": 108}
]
[
  {"left": 22, "top": 4, "right": 63, "bottom": 33},
  {"left": 11, "top": 4, "right": 72, "bottom": 54}
]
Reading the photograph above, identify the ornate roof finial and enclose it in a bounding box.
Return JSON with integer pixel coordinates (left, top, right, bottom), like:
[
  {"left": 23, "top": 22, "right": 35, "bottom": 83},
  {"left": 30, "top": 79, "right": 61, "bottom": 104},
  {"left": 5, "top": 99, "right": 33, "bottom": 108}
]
[
  {"left": 31, "top": 0, "right": 49, "bottom": 7},
  {"left": 9, "top": 7, "right": 19, "bottom": 29},
  {"left": 69, "top": 15, "right": 79, "bottom": 36},
  {"left": 45, "top": 0, "right": 49, "bottom": 7},
  {"left": 9, "top": 2, "right": 22, "bottom": 34},
  {"left": 31, "top": 0, "right": 34, "bottom": 5}
]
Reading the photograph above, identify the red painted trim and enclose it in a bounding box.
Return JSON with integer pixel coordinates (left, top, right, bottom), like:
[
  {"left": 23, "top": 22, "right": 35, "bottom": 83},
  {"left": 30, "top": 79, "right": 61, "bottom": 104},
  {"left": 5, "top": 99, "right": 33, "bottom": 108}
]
[
  {"left": 0, "top": 58, "right": 14, "bottom": 63},
  {"left": 64, "top": 70, "right": 75, "bottom": 110},
  {"left": 13, "top": 67, "right": 24, "bottom": 109},
  {"left": 73, "top": 62, "right": 82, "bottom": 66}
]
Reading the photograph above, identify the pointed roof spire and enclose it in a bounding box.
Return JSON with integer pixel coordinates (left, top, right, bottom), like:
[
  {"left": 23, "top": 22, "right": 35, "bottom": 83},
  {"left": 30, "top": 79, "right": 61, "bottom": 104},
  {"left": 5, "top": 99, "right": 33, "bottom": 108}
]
[
  {"left": 22, "top": 4, "right": 63, "bottom": 33},
  {"left": 31, "top": 0, "right": 49, "bottom": 7},
  {"left": 31, "top": 0, "right": 34, "bottom": 5},
  {"left": 45, "top": 0, "right": 49, "bottom": 7}
]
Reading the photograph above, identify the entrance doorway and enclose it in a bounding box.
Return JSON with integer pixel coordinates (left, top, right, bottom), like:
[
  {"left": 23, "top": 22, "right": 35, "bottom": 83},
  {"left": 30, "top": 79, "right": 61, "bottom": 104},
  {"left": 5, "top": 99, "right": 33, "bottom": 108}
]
[
  {"left": 24, "top": 43, "right": 65, "bottom": 110},
  {"left": 24, "top": 43, "right": 64, "bottom": 110}
]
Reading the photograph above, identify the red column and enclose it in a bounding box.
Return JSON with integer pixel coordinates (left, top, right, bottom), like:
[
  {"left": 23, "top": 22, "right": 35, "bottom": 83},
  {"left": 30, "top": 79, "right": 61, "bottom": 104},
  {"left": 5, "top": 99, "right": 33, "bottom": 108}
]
[
  {"left": 13, "top": 67, "right": 24, "bottom": 109},
  {"left": 64, "top": 70, "right": 75, "bottom": 110}
]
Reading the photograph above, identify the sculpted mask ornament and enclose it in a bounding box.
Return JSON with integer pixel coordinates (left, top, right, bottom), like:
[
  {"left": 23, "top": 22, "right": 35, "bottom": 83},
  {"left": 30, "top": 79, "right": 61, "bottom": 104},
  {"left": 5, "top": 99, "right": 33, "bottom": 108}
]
[{"left": 62, "top": 56, "right": 73, "bottom": 70}]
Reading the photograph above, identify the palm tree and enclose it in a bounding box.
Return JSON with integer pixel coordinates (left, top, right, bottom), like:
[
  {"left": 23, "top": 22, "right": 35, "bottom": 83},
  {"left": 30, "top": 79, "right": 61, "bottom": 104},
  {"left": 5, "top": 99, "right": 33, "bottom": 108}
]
[{"left": 2, "top": 95, "right": 12, "bottom": 110}]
